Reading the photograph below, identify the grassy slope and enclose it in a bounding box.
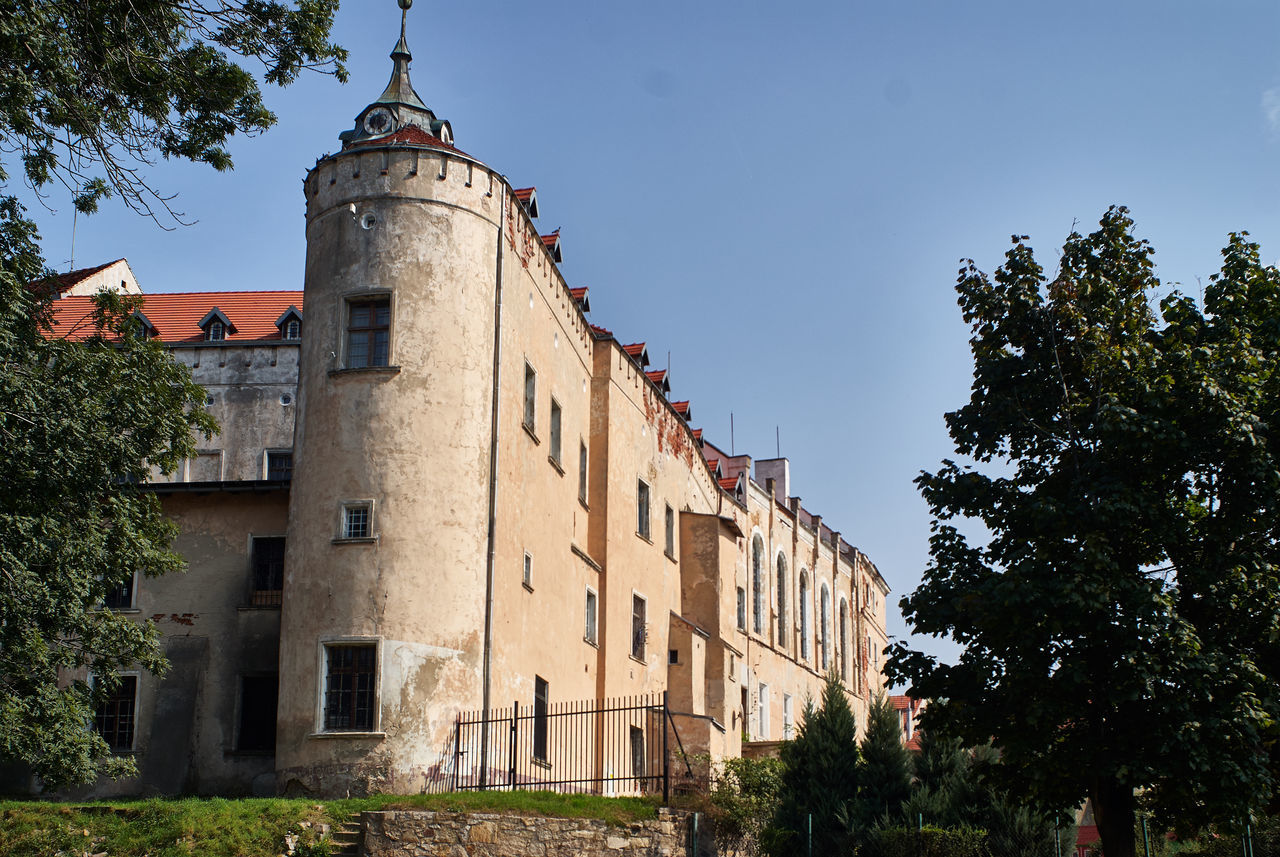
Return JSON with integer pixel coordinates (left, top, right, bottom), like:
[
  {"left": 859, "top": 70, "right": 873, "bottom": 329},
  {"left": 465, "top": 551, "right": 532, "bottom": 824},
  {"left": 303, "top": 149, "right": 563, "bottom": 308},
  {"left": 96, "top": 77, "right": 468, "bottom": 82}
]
[{"left": 0, "top": 792, "right": 661, "bottom": 857}]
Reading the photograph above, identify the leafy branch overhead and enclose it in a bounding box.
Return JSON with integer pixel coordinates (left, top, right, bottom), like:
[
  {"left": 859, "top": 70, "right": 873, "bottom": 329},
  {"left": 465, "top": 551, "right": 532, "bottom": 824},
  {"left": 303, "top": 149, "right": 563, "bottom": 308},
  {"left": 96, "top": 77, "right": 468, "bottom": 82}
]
[
  {"left": 0, "top": 1, "right": 347, "bottom": 223},
  {"left": 886, "top": 207, "right": 1280, "bottom": 857}
]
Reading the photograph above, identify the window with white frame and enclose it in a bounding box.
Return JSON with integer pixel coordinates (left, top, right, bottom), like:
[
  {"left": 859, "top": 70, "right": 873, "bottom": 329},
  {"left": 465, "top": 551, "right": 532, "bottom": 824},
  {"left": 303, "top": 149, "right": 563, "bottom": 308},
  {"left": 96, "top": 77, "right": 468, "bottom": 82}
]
[
  {"left": 631, "top": 594, "right": 646, "bottom": 660},
  {"left": 585, "top": 587, "right": 598, "bottom": 644},
  {"left": 341, "top": 503, "right": 372, "bottom": 539},
  {"left": 636, "top": 479, "right": 650, "bottom": 540},
  {"left": 664, "top": 504, "right": 675, "bottom": 557},
  {"left": 549, "top": 399, "right": 562, "bottom": 465},
  {"left": 205, "top": 320, "right": 226, "bottom": 342},
  {"left": 758, "top": 683, "right": 770, "bottom": 739},
  {"left": 783, "top": 694, "right": 794, "bottom": 739},
  {"left": 523, "top": 362, "right": 537, "bottom": 430},
  {"left": 323, "top": 642, "right": 376, "bottom": 731}
]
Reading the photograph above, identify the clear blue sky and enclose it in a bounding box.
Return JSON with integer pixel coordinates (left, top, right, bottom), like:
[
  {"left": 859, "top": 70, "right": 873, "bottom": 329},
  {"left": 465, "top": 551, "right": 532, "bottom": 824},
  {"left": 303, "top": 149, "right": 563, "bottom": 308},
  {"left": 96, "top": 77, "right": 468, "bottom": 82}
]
[{"left": 24, "top": 1, "right": 1280, "bottom": 667}]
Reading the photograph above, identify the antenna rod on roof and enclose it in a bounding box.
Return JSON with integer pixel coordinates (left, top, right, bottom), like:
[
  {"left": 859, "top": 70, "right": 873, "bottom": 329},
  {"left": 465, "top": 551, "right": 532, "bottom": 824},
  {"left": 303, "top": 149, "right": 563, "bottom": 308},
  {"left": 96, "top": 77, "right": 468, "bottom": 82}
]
[
  {"left": 730, "top": 413, "right": 735, "bottom": 456},
  {"left": 776, "top": 426, "right": 780, "bottom": 459}
]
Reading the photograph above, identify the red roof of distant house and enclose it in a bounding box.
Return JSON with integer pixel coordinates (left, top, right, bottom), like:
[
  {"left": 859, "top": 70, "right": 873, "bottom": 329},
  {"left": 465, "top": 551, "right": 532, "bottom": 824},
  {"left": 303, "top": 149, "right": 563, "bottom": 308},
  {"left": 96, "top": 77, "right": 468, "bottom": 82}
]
[
  {"left": 46, "top": 258, "right": 126, "bottom": 296},
  {"left": 50, "top": 291, "right": 304, "bottom": 343},
  {"left": 589, "top": 322, "right": 613, "bottom": 337},
  {"left": 692, "top": 428, "right": 703, "bottom": 441},
  {"left": 718, "top": 476, "right": 739, "bottom": 492},
  {"left": 346, "top": 124, "right": 470, "bottom": 157}
]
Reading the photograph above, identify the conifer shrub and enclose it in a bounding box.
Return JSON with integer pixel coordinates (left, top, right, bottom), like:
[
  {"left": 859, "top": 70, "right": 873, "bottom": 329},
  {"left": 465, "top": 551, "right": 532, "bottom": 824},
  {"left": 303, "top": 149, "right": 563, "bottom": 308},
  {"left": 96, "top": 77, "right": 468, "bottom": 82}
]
[{"left": 862, "top": 825, "right": 989, "bottom": 857}]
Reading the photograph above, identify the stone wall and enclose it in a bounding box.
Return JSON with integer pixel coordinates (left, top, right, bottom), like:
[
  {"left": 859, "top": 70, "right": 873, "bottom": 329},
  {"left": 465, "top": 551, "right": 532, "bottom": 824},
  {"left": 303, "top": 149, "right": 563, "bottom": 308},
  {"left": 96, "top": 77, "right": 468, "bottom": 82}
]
[{"left": 360, "top": 808, "right": 713, "bottom": 857}]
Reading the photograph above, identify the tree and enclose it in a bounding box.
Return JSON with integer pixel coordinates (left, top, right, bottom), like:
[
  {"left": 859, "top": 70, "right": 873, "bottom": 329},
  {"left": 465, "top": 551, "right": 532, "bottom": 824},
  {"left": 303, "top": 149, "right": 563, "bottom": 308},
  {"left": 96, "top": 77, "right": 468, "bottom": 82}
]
[
  {"left": 0, "top": 1, "right": 345, "bottom": 787},
  {"left": 854, "top": 692, "right": 914, "bottom": 829},
  {"left": 886, "top": 207, "right": 1280, "bottom": 857},
  {"left": 769, "top": 673, "right": 861, "bottom": 855}
]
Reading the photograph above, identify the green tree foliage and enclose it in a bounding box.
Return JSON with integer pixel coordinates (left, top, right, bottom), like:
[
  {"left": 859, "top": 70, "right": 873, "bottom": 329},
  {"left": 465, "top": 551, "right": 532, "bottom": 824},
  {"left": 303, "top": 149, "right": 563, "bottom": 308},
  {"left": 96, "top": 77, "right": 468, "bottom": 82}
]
[
  {"left": 886, "top": 207, "right": 1280, "bottom": 857},
  {"left": 0, "top": 202, "right": 217, "bottom": 786},
  {"left": 704, "top": 755, "right": 785, "bottom": 856},
  {"left": 769, "top": 673, "right": 861, "bottom": 855},
  {"left": 0, "top": 1, "right": 347, "bottom": 221},
  {"left": 854, "top": 692, "right": 914, "bottom": 828},
  {"left": 0, "top": 1, "right": 345, "bottom": 787}
]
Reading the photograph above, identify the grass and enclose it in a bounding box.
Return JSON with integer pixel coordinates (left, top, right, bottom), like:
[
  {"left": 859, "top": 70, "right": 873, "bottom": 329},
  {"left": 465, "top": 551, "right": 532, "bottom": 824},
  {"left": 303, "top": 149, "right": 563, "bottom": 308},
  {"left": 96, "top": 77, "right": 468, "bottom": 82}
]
[{"left": 0, "top": 792, "right": 662, "bottom": 857}]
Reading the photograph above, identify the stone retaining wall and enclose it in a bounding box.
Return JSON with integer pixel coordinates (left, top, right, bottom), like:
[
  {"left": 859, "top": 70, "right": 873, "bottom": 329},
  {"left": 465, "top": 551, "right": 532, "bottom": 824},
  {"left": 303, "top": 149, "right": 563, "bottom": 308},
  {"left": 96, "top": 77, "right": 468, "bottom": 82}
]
[{"left": 360, "top": 808, "right": 711, "bottom": 857}]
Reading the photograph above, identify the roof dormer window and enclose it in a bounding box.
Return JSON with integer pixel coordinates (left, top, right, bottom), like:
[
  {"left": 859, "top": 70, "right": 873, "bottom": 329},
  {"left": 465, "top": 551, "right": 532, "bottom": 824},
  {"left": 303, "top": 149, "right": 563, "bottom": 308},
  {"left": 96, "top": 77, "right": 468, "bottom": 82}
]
[
  {"left": 198, "top": 307, "right": 235, "bottom": 342},
  {"left": 276, "top": 306, "right": 304, "bottom": 341}
]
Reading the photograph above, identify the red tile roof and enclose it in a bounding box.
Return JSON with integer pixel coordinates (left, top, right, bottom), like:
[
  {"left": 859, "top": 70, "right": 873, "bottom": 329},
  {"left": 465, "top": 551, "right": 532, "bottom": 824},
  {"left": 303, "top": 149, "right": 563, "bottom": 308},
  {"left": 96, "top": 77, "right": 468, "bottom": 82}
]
[
  {"left": 718, "top": 476, "right": 740, "bottom": 492},
  {"left": 48, "top": 258, "right": 126, "bottom": 295},
  {"left": 345, "top": 124, "right": 470, "bottom": 157},
  {"left": 50, "top": 291, "right": 305, "bottom": 343},
  {"left": 645, "top": 369, "right": 670, "bottom": 393},
  {"left": 513, "top": 187, "right": 535, "bottom": 202},
  {"left": 672, "top": 400, "right": 692, "bottom": 420},
  {"left": 540, "top": 230, "right": 562, "bottom": 262},
  {"left": 589, "top": 322, "right": 613, "bottom": 337},
  {"left": 692, "top": 428, "right": 703, "bottom": 441},
  {"left": 569, "top": 287, "right": 590, "bottom": 312},
  {"left": 623, "top": 342, "right": 649, "bottom": 365}
]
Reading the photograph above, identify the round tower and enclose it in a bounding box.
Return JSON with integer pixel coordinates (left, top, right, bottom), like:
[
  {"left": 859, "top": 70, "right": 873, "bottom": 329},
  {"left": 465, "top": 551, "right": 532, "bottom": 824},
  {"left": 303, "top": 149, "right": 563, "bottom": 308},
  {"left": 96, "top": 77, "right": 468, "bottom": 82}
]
[{"left": 276, "top": 1, "right": 503, "bottom": 795}]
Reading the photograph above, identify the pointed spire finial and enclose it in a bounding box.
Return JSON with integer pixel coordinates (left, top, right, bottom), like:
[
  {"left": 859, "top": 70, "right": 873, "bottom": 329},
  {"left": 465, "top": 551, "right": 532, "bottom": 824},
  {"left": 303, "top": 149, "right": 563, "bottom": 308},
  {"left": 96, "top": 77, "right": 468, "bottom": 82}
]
[{"left": 376, "top": 0, "right": 426, "bottom": 110}]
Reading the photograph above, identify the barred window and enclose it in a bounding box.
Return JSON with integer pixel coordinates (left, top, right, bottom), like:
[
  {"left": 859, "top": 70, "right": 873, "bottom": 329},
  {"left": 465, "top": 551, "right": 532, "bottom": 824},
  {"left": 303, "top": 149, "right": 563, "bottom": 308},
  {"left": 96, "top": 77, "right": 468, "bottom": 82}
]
[
  {"left": 251, "top": 537, "right": 285, "bottom": 606},
  {"left": 323, "top": 644, "right": 376, "bottom": 731},
  {"left": 94, "top": 675, "right": 137, "bottom": 752}
]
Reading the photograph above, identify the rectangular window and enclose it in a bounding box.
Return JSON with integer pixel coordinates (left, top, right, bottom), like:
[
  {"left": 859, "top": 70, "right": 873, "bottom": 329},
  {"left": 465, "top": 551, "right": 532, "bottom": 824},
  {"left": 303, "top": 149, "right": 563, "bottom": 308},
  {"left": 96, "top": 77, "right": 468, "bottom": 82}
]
[
  {"left": 736, "top": 587, "right": 746, "bottom": 632},
  {"left": 347, "top": 298, "right": 391, "bottom": 368},
  {"left": 523, "top": 362, "right": 537, "bottom": 430},
  {"left": 266, "top": 451, "right": 293, "bottom": 482},
  {"left": 636, "top": 479, "right": 650, "bottom": 540},
  {"left": 523, "top": 552, "right": 533, "bottom": 590},
  {"left": 783, "top": 694, "right": 794, "bottom": 740},
  {"left": 578, "top": 442, "right": 588, "bottom": 504},
  {"left": 533, "top": 676, "right": 549, "bottom": 762},
  {"left": 631, "top": 594, "right": 646, "bottom": 660},
  {"left": 251, "top": 536, "right": 285, "bottom": 606},
  {"left": 237, "top": 675, "right": 279, "bottom": 752},
  {"left": 342, "top": 503, "right": 371, "bottom": 539},
  {"left": 549, "top": 399, "right": 562, "bottom": 465},
  {"left": 94, "top": 675, "right": 137, "bottom": 752},
  {"left": 630, "top": 725, "right": 645, "bottom": 781},
  {"left": 664, "top": 504, "right": 675, "bottom": 557},
  {"left": 759, "top": 683, "right": 770, "bottom": 740},
  {"left": 585, "top": 588, "right": 598, "bottom": 644},
  {"left": 669, "top": 649, "right": 679, "bottom": 665},
  {"left": 104, "top": 571, "right": 135, "bottom": 610},
  {"left": 323, "top": 643, "right": 376, "bottom": 732}
]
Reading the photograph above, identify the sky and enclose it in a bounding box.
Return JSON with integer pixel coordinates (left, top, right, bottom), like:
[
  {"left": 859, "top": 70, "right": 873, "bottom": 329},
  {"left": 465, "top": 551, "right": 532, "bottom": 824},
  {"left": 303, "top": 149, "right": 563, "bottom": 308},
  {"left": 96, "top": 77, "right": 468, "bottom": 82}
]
[{"left": 19, "top": 1, "right": 1280, "bottom": 667}]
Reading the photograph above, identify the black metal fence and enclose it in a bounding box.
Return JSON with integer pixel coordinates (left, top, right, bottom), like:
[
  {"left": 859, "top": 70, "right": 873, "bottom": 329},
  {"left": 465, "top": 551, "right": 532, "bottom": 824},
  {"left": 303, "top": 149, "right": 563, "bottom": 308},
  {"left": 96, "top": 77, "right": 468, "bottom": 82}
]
[{"left": 425, "top": 691, "right": 685, "bottom": 801}]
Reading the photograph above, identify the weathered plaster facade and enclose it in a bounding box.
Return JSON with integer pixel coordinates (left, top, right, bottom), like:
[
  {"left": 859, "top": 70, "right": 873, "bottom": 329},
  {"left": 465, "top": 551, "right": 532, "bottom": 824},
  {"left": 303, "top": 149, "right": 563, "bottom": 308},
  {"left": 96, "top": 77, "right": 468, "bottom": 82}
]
[{"left": 29, "top": 10, "right": 893, "bottom": 799}]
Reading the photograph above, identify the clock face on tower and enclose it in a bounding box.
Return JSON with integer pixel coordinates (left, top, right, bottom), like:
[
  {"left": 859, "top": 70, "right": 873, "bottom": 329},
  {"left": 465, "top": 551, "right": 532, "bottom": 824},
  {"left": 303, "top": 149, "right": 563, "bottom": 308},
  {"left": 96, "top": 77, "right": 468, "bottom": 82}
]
[{"left": 363, "top": 107, "right": 394, "bottom": 136}]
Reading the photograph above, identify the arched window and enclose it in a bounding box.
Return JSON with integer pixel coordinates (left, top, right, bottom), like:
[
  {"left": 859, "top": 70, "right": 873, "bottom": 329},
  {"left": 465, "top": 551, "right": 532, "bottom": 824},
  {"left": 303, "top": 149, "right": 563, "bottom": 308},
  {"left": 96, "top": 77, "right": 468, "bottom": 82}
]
[
  {"left": 799, "top": 572, "right": 809, "bottom": 661},
  {"left": 820, "top": 584, "right": 831, "bottom": 671},
  {"left": 839, "top": 598, "right": 849, "bottom": 681},
  {"left": 775, "top": 553, "right": 787, "bottom": 646},
  {"left": 752, "top": 536, "right": 764, "bottom": 635}
]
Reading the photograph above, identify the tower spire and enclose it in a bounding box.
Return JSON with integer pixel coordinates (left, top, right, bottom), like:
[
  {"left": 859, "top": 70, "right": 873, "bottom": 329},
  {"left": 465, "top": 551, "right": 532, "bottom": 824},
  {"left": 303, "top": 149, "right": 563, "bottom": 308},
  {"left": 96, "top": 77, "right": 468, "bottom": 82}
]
[{"left": 377, "top": 0, "right": 427, "bottom": 111}]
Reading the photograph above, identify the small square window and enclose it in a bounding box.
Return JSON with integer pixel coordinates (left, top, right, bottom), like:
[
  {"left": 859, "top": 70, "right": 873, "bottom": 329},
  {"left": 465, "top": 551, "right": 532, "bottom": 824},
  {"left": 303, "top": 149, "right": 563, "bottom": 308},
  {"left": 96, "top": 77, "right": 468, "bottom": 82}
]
[
  {"left": 523, "top": 553, "right": 533, "bottom": 590},
  {"left": 585, "top": 588, "right": 598, "bottom": 644},
  {"left": 347, "top": 298, "right": 391, "bottom": 368},
  {"left": 664, "top": 504, "right": 675, "bottom": 557},
  {"left": 94, "top": 674, "right": 137, "bottom": 752},
  {"left": 549, "top": 399, "right": 562, "bottom": 465},
  {"left": 523, "top": 363, "right": 537, "bottom": 430},
  {"left": 323, "top": 643, "right": 376, "bottom": 732},
  {"left": 636, "top": 480, "right": 650, "bottom": 540},
  {"left": 266, "top": 451, "right": 293, "bottom": 482},
  {"left": 342, "top": 504, "right": 371, "bottom": 539},
  {"left": 669, "top": 649, "right": 679, "bottom": 665},
  {"left": 104, "top": 571, "right": 136, "bottom": 610}
]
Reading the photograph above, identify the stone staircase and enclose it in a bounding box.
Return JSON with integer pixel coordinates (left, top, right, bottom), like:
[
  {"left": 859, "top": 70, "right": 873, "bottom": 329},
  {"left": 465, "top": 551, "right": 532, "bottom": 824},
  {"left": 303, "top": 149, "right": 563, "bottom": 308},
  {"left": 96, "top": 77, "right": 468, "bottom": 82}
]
[{"left": 327, "top": 813, "right": 363, "bottom": 857}]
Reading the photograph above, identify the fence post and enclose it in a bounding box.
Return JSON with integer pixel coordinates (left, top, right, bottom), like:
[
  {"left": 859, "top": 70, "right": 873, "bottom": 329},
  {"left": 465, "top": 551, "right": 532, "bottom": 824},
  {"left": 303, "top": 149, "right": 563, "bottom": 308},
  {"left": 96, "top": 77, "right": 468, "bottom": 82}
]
[
  {"left": 1141, "top": 816, "right": 1151, "bottom": 857},
  {"left": 451, "top": 715, "right": 461, "bottom": 792},
  {"left": 807, "top": 813, "right": 812, "bottom": 857},
  {"left": 509, "top": 701, "right": 519, "bottom": 788},
  {"left": 662, "top": 691, "right": 670, "bottom": 805}
]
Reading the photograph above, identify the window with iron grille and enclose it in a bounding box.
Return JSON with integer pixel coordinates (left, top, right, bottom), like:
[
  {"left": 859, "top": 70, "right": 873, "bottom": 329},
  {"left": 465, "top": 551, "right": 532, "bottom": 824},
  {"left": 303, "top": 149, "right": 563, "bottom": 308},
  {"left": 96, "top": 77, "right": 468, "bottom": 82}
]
[
  {"left": 95, "top": 675, "right": 137, "bottom": 752},
  {"left": 251, "top": 537, "right": 285, "bottom": 606},
  {"left": 631, "top": 594, "right": 646, "bottom": 660},
  {"left": 342, "top": 504, "right": 371, "bottom": 539},
  {"left": 103, "top": 572, "right": 135, "bottom": 610},
  {"left": 533, "top": 676, "right": 549, "bottom": 762},
  {"left": 324, "top": 644, "right": 376, "bottom": 731},
  {"left": 266, "top": 451, "right": 293, "bottom": 482},
  {"left": 347, "top": 298, "right": 391, "bottom": 368}
]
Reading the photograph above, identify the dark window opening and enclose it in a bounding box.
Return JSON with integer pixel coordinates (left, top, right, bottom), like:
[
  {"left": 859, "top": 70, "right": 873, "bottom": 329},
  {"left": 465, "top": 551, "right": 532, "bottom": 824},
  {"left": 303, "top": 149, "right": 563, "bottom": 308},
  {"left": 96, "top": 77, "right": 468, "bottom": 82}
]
[
  {"left": 251, "top": 537, "right": 285, "bottom": 606},
  {"left": 533, "top": 676, "right": 549, "bottom": 762},
  {"left": 523, "top": 363, "right": 537, "bottom": 429},
  {"left": 104, "top": 573, "right": 135, "bottom": 610},
  {"left": 324, "top": 644, "right": 376, "bottom": 731},
  {"left": 669, "top": 649, "right": 679, "bottom": 665},
  {"left": 266, "top": 452, "right": 293, "bottom": 482},
  {"left": 664, "top": 504, "right": 675, "bottom": 557},
  {"left": 549, "top": 399, "right": 562, "bottom": 464},
  {"left": 578, "top": 442, "right": 588, "bottom": 503},
  {"left": 637, "top": 480, "right": 650, "bottom": 539},
  {"left": 631, "top": 595, "right": 646, "bottom": 660},
  {"left": 237, "top": 675, "right": 278, "bottom": 752},
  {"left": 95, "top": 675, "right": 137, "bottom": 752},
  {"left": 347, "top": 299, "right": 391, "bottom": 368},
  {"left": 736, "top": 587, "right": 746, "bottom": 632}
]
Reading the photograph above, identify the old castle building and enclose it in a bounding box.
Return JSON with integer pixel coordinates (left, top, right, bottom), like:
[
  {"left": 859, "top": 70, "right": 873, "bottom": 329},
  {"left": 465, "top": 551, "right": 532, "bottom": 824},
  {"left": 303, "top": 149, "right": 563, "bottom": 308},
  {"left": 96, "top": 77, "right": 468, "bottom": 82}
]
[{"left": 40, "top": 8, "right": 891, "bottom": 798}]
